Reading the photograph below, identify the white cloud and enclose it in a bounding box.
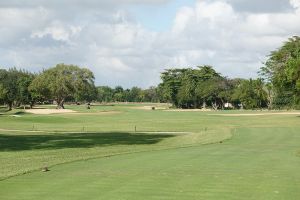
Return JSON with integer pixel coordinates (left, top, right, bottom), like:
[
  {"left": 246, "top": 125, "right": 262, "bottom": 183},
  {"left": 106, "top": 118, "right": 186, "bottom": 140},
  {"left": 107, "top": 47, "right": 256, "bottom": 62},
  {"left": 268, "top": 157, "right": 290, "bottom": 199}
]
[
  {"left": 1, "top": 0, "right": 300, "bottom": 88},
  {"left": 0, "top": 7, "right": 48, "bottom": 45},
  {"left": 158, "top": 0, "right": 300, "bottom": 79},
  {"left": 31, "top": 21, "right": 82, "bottom": 43},
  {"left": 290, "top": 0, "right": 300, "bottom": 8}
]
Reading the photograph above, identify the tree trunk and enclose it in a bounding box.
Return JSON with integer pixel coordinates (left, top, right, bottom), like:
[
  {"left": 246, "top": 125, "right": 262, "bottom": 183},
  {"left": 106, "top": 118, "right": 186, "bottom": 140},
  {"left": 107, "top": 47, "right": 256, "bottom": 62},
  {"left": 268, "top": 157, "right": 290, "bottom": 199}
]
[
  {"left": 267, "top": 93, "right": 273, "bottom": 110},
  {"left": 30, "top": 101, "right": 34, "bottom": 109},
  {"left": 202, "top": 101, "right": 206, "bottom": 109},
  {"left": 194, "top": 100, "right": 197, "bottom": 109},
  {"left": 220, "top": 99, "right": 224, "bottom": 110},
  {"left": 56, "top": 99, "right": 65, "bottom": 109},
  {"left": 212, "top": 101, "right": 218, "bottom": 110},
  {"left": 7, "top": 102, "right": 13, "bottom": 111}
]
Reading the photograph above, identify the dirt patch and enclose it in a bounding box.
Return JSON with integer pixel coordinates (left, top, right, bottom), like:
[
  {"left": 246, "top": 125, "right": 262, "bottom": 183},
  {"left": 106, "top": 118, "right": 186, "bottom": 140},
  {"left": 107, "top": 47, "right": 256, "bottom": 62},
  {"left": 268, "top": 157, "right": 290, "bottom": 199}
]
[
  {"left": 209, "top": 112, "right": 300, "bottom": 116},
  {"left": 25, "top": 109, "right": 76, "bottom": 115},
  {"left": 134, "top": 106, "right": 168, "bottom": 110}
]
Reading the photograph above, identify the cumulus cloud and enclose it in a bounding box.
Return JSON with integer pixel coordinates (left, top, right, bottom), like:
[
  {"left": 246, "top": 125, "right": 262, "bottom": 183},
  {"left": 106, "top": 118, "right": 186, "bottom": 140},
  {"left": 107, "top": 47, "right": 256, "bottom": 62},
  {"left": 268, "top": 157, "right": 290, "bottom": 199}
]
[
  {"left": 290, "top": 0, "right": 300, "bottom": 8},
  {"left": 157, "top": 0, "right": 300, "bottom": 78},
  {"left": 227, "top": 0, "right": 293, "bottom": 13},
  {"left": 31, "top": 21, "right": 82, "bottom": 43},
  {"left": 0, "top": 0, "right": 300, "bottom": 87}
]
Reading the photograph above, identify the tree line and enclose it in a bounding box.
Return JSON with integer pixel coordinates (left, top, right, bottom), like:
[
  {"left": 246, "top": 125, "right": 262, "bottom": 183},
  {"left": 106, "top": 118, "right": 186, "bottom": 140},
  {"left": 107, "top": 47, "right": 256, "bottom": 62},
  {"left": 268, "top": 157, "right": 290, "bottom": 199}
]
[
  {"left": 0, "top": 36, "right": 299, "bottom": 110},
  {"left": 0, "top": 64, "right": 96, "bottom": 110}
]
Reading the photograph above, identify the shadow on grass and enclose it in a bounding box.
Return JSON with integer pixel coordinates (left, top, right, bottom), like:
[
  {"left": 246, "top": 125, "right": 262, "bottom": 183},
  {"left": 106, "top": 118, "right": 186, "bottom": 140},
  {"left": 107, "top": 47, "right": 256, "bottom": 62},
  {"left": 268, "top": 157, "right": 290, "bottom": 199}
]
[
  {"left": 0, "top": 132, "right": 175, "bottom": 151},
  {"left": 13, "top": 111, "right": 28, "bottom": 115},
  {"left": 0, "top": 107, "right": 9, "bottom": 114},
  {"left": 0, "top": 109, "right": 30, "bottom": 116}
]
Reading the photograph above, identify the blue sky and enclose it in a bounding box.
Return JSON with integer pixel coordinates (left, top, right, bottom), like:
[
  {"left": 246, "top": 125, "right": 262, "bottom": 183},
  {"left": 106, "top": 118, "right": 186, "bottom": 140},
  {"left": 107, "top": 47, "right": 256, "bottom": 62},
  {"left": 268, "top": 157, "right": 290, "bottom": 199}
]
[
  {"left": 0, "top": 0, "right": 300, "bottom": 88},
  {"left": 129, "top": 0, "right": 195, "bottom": 32}
]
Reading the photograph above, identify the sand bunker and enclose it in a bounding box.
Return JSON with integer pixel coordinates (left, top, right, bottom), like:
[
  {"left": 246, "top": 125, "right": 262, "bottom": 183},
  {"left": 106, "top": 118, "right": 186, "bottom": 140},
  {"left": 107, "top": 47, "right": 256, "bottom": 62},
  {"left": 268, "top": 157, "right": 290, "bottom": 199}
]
[
  {"left": 209, "top": 112, "right": 300, "bottom": 116},
  {"left": 25, "top": 109, "right": 121, "bottom": 115},
  {"left": 25, "top": 109, "right": 76, "bottom": 115},
  {"left": 134, "top": 106, "right": 168, "bottom": 110}
]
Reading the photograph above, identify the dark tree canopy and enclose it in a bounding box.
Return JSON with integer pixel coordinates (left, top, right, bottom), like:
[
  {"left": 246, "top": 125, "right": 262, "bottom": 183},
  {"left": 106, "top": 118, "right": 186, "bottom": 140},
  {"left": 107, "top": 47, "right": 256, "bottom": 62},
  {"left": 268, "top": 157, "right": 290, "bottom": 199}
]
[
  {"left": 0, "top": 68, "right": 35, "bottom": 110},
  {"left": 160, "top": 66, "right": 235, "bottom": 109},
  {"left": 29, "top": 64, "right": 95, "bottom": 109},
  {"left": 261, "top": 36, "right": 300, "bottom": 109}
]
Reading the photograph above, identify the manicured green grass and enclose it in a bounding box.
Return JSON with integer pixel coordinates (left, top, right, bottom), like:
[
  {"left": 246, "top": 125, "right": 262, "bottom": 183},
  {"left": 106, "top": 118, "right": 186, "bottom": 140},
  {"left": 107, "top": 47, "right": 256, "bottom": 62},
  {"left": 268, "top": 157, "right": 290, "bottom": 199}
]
[{"left": 0, "top": 104, "right": 300, "bottom": 199}]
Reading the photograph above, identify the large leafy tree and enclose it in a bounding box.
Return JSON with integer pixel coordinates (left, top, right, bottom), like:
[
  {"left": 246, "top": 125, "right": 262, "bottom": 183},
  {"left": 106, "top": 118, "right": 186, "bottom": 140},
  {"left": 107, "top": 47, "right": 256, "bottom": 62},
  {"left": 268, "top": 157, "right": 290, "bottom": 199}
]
[
  {"left": 232, "top": 79, "right": 268, "bottom": 109},
  {"left": 261, "top": 36, "right": 300, "bottom": 108},
  {"left": 74, "top": 80, "right": 97, "bottom": 104},
  {"left": 97, "top": 86, "right": 114, "bottom": 102},
  {"left": 176, "top": 66, "right": 221, "bottom": 108},
  {"left": 196, "top": 76, "right": 230, "bottom": 110},
  {"left": 177, "top": 68, "right": 200, "bottom": 108},
  {"left": 16, "top": 70, "right": 36, "bottom": 108},
  {"left": 160, "top": 68, "right": 187, "bottom": 107},
  {"left": 0, "top": 69, "right": 10, "bottom": 109},
  {"left": 29, "top": 64, "right": 95, "bottom": 109},
  {"left": 160, "top": 66, "right": 229, "bottom": 109},
  {"left": 127, "top": 87, "right": 143, "bottom": 102},
  {"left": 0, "top": 68, "right": 35, "bottom": 110},
  {"left": 194, "top": 66, "right": 223, "bottom": 109},
  {"left": 113, "top": 86, "right": 125, "bottom": 102},
  {"left": 0, "top": 69, "right": 18, "bottom": 110},
  {"left": 143, "top": 86, "right": 160, "bottom": 102}
]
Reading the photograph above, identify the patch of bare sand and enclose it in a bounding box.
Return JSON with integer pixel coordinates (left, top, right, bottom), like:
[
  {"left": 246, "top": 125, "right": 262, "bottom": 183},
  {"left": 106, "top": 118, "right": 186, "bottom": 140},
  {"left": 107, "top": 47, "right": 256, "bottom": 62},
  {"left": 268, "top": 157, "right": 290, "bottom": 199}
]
[
  {"left": 209, "top": 112, "right": 300, "bottom": 116},
  {"left": 25, "top": 109, "right": 76, "bottom": 115},
  {"left": 134, "top": 106, "right": 168, "bottom": 110},
  {"left": 25, "top": 109, "right": 121, "bottom": 115}
]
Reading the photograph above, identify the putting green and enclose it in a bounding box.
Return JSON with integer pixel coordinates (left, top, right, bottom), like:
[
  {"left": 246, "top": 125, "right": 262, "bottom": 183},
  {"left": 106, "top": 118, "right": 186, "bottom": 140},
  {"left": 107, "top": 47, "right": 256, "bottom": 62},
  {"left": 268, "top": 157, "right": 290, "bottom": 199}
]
[{"left": 1, "top": 127, "right": 300, "bottom": 200}]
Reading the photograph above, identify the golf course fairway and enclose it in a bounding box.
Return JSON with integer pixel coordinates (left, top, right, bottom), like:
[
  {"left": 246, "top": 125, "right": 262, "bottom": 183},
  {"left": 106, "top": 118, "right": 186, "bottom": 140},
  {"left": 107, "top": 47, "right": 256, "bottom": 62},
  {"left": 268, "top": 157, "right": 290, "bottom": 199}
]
[{"left": 1, "top": 105, "right": 300, "bottom": 199}]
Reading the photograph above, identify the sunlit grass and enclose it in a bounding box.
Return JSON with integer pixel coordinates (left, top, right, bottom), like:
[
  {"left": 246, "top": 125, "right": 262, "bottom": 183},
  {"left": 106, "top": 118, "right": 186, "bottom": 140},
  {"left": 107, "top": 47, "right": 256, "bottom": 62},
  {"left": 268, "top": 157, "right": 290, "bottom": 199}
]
[{"left": 0, "top": 104, "right": 300, "bottom": 199}]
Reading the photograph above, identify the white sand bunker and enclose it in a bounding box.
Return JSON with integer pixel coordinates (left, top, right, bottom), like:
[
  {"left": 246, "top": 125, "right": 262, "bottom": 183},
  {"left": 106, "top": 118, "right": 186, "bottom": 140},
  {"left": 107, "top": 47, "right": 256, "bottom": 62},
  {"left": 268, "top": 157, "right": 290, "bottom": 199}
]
[
  {"left": 25, "top": 109, "right": 76, "bottom": 115},
  {"left": 134, "top": 106, "right": 168, "bottom": 110},
  {"left": 209, "top": 112, "right": 300, "bottom": 116}
]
